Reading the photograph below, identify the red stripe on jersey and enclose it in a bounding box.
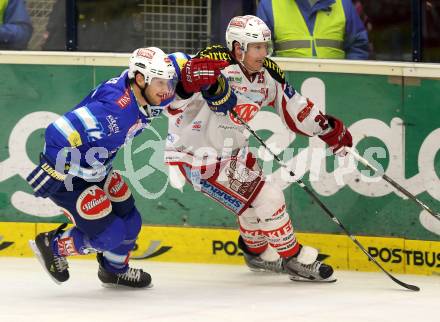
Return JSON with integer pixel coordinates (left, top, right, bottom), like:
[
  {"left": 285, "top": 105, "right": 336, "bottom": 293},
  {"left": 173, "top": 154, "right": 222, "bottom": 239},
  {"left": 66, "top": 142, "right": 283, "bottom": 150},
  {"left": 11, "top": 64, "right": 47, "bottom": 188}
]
[
  {"left": 267, "top": 84, "right": 277, "bottom": 108},
  {"left": 166, "top": 106, "right": 183, "bottom": 115},
  {"left": 245, "top": 152, "right": 256, "bottom": 169},
  {"left": 297, "top": 99, "right": 314, "bottom": 123}
]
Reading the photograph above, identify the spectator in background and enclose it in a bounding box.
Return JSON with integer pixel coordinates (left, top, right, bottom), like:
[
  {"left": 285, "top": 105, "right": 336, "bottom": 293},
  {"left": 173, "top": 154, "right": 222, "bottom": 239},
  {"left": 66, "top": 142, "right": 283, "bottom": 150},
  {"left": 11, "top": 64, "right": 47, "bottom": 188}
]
[
  {"left": 353, "top": 0, "right": 371, "bottom": 32},
  {"left": 257, "top": 0, "right": 369, "bottom": 59},
  {"left": 352, "top": 0, "right": 374, "bottom": 58},
  {"left": 0, "top": 0, "right": 32, "bottom": 49},
  {"left": 43, "top": 0, "right": 142, "bottom": 52}
]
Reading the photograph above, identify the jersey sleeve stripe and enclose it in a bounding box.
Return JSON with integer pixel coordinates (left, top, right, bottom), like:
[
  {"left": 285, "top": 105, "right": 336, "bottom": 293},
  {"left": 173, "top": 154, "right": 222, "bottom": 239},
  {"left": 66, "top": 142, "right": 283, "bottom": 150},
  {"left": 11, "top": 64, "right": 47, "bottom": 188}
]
[
  {"left": 280, "top": 95, "right": 310, "bottom": 137},
  {"left": 73, "top": 106, "right": 99, "bottom": 131},
  {"left": 53, "top": 116, "right": 76, "bottom": 140}
]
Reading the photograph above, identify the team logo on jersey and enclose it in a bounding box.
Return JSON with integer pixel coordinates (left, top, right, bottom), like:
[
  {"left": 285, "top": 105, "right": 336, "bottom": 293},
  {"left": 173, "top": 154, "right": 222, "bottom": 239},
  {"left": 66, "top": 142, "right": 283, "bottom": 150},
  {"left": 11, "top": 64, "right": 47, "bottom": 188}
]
[
  {"left": 284, "top": 84, "right": 295, "bottom": 99},
  {"left": 231, "top": 85, "right": 248, "bottom": 92},
  {"left": 192, "top": 120, "right": 202, "bottom": 131},
  {"left": 104, "top": 171, "right": 131, "bottom": 202},
  {"left": 76, "top": 186, "right": 112, "bottom": 220},
  {"left": 229, "top": 104, "right": 259, "bottom": 124},
  {"left": 228, "top": 76, "right": 243, "bottom": 84},
  {"left": 117, "top": 88, "right": 131, "bottom": 109},
  {"left": 106, "top": 115, "right": 120, "bottom": 134},
  {"left": 225, "top": 159, "right": 262, "bottom": 199}
]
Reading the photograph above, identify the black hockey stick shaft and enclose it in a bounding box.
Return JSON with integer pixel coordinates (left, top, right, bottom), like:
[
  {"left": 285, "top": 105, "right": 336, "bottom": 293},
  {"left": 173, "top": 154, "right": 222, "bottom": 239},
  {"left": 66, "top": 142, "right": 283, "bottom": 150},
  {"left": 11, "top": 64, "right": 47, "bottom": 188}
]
[
  {"left": 232, "top": 111, "right": 419, "bottom": 291},
  {"left": 348, "top": 147, "right": 440, "bottom": 222}
]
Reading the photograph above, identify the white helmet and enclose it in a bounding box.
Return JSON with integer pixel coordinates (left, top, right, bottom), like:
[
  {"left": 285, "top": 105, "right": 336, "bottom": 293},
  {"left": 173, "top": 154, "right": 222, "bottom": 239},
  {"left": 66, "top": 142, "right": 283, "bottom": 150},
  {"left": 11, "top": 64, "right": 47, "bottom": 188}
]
[
  {"left": 225, "top": 15, "right": 272, "bottom": 53},
  {"left": 128, "top": 47, "right": 176, "bottom": 84}
]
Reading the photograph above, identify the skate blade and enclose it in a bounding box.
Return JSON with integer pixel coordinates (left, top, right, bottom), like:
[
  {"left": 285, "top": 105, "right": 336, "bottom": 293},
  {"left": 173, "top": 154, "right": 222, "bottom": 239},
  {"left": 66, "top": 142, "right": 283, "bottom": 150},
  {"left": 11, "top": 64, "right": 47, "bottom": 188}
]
[
  {"left": 100, "top": 282, "right": 154, "bottom": 290},
  {"left": 248, "top": 267, "right": 286, "bottom": 274},
  {"left": 289, "top": 275, "right": 337, "bottom": 283},
  {"left": 28, "top": 240, "right": 62, "bottom": 285}
]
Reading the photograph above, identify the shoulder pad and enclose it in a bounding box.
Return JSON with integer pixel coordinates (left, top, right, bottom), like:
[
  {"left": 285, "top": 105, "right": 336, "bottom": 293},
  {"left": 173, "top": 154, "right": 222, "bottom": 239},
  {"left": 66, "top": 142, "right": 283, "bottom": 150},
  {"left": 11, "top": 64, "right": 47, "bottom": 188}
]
[
  {"left": 263, "top": 57, "right": 286, "bottom": 84},
  {"left": 196, "top": 45, "right": 237, "bottom": 64}
]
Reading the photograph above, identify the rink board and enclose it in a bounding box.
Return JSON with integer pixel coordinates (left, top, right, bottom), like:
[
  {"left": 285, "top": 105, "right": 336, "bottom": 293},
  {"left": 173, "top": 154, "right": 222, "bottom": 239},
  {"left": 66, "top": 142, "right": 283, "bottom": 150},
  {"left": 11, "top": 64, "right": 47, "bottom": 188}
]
[
  {"left": 0, "top": 53, "right": 440, "bottom": 242},
  {"left": 0, "top": 222, "right": 438, "bottom": 276}
]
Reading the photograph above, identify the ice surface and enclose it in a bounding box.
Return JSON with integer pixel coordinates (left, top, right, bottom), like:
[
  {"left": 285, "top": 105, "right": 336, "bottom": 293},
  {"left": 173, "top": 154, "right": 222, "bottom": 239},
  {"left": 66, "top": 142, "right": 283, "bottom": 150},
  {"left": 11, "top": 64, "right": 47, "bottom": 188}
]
[{"left": 0, "top": 258, "right": 438, "bottom": 322}]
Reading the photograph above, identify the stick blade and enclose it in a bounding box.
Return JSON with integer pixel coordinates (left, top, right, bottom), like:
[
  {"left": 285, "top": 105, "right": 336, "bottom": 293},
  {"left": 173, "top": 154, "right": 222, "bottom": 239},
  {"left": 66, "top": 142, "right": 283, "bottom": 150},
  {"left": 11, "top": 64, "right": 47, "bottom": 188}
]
[{"left": 389, "top": 274, "right": 420, "bottom": 291}]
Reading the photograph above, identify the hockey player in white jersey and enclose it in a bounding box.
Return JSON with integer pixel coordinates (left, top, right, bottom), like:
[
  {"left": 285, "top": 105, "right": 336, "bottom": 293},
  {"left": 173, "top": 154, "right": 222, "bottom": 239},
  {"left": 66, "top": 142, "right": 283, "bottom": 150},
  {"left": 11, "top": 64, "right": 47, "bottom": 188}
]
[{"left": 166, "top": 15, "right": 352, "bottom": 282}]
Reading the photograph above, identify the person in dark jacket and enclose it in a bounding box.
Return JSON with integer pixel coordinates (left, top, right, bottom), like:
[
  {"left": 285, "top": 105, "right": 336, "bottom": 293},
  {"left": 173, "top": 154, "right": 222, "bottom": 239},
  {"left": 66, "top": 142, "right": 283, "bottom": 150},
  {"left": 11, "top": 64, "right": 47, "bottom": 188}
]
[
  {"left": 43, "top": 0, "right": 142, "bottom": 52},
  {"left": 0, "top": 0, "right": 33, "bottom": 49}
]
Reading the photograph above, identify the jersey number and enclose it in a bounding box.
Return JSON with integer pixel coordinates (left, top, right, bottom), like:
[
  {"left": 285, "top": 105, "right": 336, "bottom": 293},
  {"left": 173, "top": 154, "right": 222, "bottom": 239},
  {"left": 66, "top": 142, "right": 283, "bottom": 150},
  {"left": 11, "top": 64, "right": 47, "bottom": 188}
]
[{"left": 315, "top": 113, "right": 329, "bottom": 131}]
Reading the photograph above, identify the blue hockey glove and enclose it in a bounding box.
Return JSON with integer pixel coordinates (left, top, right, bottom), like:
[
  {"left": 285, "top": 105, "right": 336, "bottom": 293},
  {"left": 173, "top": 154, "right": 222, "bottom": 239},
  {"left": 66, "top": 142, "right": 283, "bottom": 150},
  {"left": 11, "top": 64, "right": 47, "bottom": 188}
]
[
  {"left": 202, "top": 74, "right": 237, "bottom": 115},
  {"left": 26, "top": 154, "right": 67, "bottom": 198}
]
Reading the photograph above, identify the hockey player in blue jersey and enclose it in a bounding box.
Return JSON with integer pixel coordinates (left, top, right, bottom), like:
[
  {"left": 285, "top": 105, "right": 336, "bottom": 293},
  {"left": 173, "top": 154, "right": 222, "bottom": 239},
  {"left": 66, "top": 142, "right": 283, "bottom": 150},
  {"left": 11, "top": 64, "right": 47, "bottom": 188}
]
[{"left": 26, "top": 47, "right": 232, "bottom": 288}]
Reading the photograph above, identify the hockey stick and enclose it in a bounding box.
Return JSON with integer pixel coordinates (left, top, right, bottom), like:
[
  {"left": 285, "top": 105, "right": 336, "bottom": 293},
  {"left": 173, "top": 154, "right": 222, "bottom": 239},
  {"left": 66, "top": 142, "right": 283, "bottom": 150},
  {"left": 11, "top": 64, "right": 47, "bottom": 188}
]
[
  {"left": 231, "top": 110, "right": 419, "bottom": 291},
  {"left": 347, "top": 147, "right": 440, "bottom": 222}
]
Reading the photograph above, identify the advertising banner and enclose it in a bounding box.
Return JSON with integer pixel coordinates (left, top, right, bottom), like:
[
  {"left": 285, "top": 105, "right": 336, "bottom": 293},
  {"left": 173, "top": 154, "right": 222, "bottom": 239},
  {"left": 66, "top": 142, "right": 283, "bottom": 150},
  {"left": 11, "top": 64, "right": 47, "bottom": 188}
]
[{"left": 0, "top": 61, "right": 439, "bottom": 241}]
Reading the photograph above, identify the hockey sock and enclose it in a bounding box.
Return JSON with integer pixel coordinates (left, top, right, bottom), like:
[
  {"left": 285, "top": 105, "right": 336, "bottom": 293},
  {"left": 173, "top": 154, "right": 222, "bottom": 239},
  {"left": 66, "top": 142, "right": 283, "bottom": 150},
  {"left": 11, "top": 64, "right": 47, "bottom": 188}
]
[
  {"left": 101, "top": 238, "right": 137, "bottom": 274},
  {"left": 52, "top": 227, "right": 94, "bottom": 257}
]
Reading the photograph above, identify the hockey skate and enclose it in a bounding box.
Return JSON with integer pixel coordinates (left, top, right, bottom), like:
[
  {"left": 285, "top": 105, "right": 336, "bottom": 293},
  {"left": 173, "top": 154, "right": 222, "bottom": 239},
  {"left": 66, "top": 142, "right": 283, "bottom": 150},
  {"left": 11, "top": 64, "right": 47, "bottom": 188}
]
[
  {"left": 283, "top": 245, "right": 336, "bottom": 283},
  {"left": 238, "top": 236, "right": 285, "bottom": 273},
  {"left": 243, "top": 252, "right": 285, "bottom": 273},
  {"left": 29, "top": 223, "right": 69, "bottom": 284},
  {"left": 97, "top": 253, "right": 152, "bottom": 289}
]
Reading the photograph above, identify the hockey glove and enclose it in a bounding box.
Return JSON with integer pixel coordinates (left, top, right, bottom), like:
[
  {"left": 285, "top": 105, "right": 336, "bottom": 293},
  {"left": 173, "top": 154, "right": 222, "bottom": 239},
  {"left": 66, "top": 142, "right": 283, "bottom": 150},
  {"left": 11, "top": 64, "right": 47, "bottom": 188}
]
[
  {"left": 319, "top": 115, "right": 352, "bottom": 156},
  {"left": 26, "top": 153, "right": 67, "bottom": 198},
  {"left": 202, "top": 74, "right": 237, "bottom": 115},
  {"left": 181, "top": 58, "right": 229, "bottom": 93}
]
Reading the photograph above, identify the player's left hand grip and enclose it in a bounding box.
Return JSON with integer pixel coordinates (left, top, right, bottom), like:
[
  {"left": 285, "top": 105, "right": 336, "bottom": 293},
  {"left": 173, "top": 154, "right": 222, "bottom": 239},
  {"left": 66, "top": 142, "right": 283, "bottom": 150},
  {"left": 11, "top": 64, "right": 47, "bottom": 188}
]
[
  {"left": 26, "top": 154, "right": 67, "bottom": 198},
  {"left": 202, "top": 74, "right": 237, "bottom": 115}
]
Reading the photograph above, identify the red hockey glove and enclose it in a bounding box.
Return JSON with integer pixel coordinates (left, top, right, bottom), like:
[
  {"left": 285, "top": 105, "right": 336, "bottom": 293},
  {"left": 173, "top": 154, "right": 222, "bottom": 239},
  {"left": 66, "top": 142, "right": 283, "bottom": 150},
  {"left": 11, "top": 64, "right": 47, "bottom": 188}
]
[
  {"left": 181, "top": 58, "right": 229, "bottom": 93},
  {"left": 319, "top": 115, "right": 352, "bottom": 156}
]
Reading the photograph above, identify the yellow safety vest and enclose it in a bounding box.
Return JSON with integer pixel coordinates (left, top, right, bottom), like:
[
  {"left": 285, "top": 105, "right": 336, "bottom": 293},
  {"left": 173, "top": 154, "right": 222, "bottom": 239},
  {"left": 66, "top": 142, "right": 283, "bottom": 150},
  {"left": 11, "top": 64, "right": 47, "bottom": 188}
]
[
  {"left": 273, "top": 0, "right": 346, "bottom": 58},
  {"left": 0, "top": 0, "right": 8, "bottom": 25}
]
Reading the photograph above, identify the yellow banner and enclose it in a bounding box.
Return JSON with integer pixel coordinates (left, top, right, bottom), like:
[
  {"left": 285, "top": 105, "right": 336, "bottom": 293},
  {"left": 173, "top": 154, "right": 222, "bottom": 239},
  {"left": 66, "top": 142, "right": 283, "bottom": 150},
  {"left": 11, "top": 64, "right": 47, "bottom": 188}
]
[{"left": 0, "top": 222, "right": 439, "bottom": 275}]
